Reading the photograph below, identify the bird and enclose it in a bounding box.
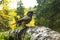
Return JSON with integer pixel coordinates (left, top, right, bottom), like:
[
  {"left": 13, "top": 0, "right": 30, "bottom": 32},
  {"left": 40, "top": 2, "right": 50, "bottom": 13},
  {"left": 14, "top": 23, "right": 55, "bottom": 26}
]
[
  {"left": 10, "top": 11, "right": 35, "bottom": 40},
  {"left": 11, "top": 11, "right": 35, "bottom": 26}
]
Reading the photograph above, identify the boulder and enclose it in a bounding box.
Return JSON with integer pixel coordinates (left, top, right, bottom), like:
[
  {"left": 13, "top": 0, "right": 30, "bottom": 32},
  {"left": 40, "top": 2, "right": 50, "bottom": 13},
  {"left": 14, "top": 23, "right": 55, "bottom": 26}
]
[{"left": 27, "top": 26, "right": 60, "bottom": 40}]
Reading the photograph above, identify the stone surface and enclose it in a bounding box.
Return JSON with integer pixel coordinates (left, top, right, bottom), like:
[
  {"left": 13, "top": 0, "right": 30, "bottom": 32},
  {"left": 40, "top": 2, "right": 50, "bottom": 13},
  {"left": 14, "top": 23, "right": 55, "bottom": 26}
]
[{"left": 27, "top": 26, "right": 60, "bottom": 40}]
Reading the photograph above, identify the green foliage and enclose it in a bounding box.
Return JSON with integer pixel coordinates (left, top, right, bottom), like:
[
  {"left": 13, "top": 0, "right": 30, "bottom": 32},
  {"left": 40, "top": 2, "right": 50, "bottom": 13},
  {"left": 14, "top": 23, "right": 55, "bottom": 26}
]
[
  {"left": 24, "top": 33, "right": 31, "bottom": 40},
  {"left": 0, "top": 12, "right": 9, "bottom": 32},
  {"left": 35, "top": 0, "right": 60, "bottom": 32},
  {"left": 17, "top": 0, "right": 24, "bottom": 18},
  {"left": 0, "top": 31, "right": 9, "bottom": 40},
  {"left": 0, "top": 0, "right": 10, "bottom": 31},
  {"left": 0, "top": 31, "right": 31, "bottom": 40}
]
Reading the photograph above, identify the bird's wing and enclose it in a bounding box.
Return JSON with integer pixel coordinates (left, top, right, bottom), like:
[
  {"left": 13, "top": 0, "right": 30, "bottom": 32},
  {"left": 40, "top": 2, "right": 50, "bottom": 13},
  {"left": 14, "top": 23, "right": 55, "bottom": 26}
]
[
  {"left": 22, "top": 15, "right": 31, "bottom": 20},
  {"left": 17, "top": 15, "right": 31, "bottom": 23},
  {"left": 11, "top": 16, "right": 31, "bottom": 25}
]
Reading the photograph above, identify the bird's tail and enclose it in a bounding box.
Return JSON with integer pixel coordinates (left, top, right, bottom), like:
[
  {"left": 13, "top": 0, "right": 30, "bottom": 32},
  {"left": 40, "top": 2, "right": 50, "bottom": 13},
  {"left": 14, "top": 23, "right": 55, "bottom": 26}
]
[{"left": 11, "top": 22, "right": 17, "bottom": 26}]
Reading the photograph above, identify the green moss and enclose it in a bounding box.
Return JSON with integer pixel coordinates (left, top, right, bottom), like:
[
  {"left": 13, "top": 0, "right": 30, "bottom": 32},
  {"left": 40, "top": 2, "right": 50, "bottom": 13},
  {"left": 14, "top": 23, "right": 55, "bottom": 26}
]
[{"left": 24, "top": 33, "right": 31, "bottom": 40}]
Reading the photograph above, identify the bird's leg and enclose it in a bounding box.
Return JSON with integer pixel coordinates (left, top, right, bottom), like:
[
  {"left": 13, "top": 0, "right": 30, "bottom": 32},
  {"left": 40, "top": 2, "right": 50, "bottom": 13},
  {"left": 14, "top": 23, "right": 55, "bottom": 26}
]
[
  {"left": 22, "top": 25, "right": 28, "bottom": 40},
  {"left": 18, "top": 25, "right": 28, "bottom": 40}
]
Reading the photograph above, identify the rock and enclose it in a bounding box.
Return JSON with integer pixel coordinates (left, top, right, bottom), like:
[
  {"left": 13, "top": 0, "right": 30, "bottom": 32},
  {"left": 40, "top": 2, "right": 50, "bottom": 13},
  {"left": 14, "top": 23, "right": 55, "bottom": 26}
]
[{"left": 27, "top": 26, "right": 60, "bottom": 40}]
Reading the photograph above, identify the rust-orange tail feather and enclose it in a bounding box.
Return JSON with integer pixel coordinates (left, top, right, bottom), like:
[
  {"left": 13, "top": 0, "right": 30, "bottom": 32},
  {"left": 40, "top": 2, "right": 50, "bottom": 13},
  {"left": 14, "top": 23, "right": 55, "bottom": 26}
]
[{"left": 11, "top": 22, "right": 17, "bottom": 26}]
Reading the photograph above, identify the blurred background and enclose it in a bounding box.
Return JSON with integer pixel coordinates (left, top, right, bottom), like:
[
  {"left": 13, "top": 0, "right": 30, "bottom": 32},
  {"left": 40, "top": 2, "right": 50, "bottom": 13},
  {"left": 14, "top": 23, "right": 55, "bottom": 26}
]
[
  {"left": 0, "top": 0, "right": 60, "bottom": 39},
  {"left": 0, "top": 0, "right": 60, "bottom": 32}
]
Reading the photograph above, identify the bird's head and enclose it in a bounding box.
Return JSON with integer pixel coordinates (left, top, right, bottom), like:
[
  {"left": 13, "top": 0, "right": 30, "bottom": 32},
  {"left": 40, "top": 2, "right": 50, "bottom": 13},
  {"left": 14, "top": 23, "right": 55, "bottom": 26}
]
[{"left": 27, "top": 11, "right": 35, "bottom": 17}]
